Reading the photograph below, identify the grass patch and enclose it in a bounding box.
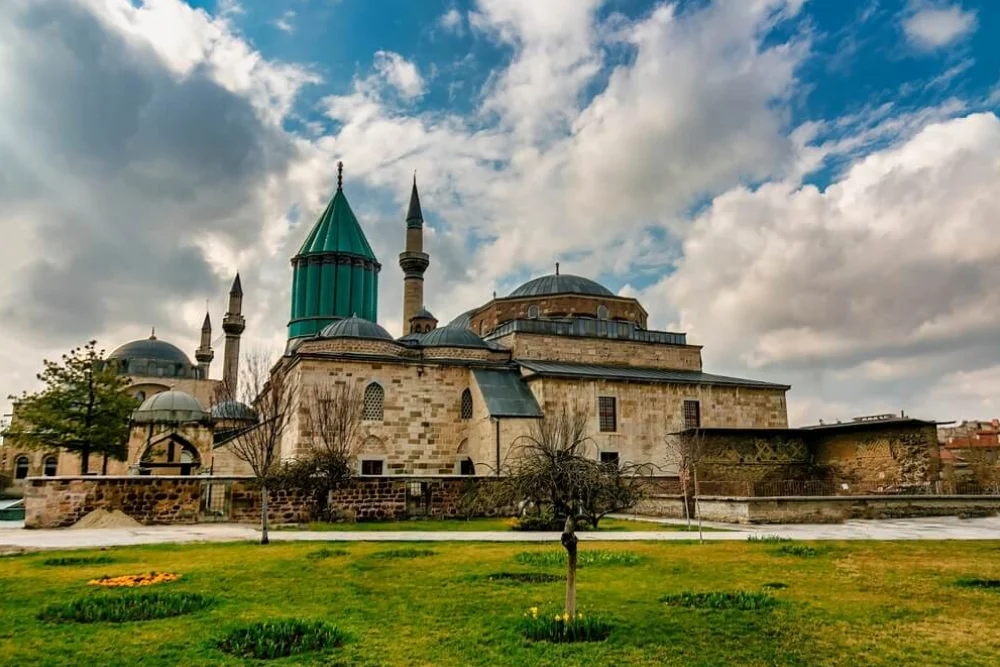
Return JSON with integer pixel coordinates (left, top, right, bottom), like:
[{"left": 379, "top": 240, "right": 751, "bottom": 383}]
[
  {"left": 515, "top": 550, "right": 641, "bottom": 567},
  {"left": 481, "top": 572, "right": 563, "bottom": 584},
  {"left": 955, "top": 578, "right": 1000, "bottom": 590},
  {"left": 306, "top": 548, "right": 350, "bottom": 560},
  {"left": 295, "top": 517, "right": 711, "bottom": 532},
  {"left": 40, "top": 555, "right": 116, "bottom": 567},
  {"left": 773, "top": 544, "right": 820, "bottom": 558},
  {"left": 371, "top": 548, "right": 436, "bottom": 559},
  {"left": 39, "top": 591, "right": 212, "bottom": 624},
  {"left": 517, "top": 610, "right": 613, "bottom": 643},
  {"left": 217, "top": 619, "right": 347, "bottom": 660},
  {"left": 747, "top": 534, "right": 791, "bottom": 543},
  {"left": 660, "top": 591, "right": 778, "bottom": 611}
]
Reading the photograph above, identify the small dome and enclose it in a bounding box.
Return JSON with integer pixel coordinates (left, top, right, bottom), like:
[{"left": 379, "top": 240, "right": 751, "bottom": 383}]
[
  {"left": 419, "top": 326, "right": 489, "bottom": 349},
  {"left": 133, "top": 390, "right": 208, "bottom": 424},
  {"left": 508, "top": 274, "right": 614, "bottom": 298},
  {"left": 319, "top": 316, "right": 394, "bottom": 341},
  {"left": 109, "top": 336, "right": 194, "bottom": 368},
  {"left": 210, "top": 400, "right": 256, "bottom": 422},
  {"left": 411, "top": 306, "right": 436, "bottom": 320},
  {"left": 447, "top": 308, "right": 477, "bottom": 330}
]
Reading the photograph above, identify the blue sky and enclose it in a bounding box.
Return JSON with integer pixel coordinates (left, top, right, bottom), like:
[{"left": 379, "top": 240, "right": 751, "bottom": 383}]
[{"left": 1, "top": 0, "right": 999, "bottom": 424}]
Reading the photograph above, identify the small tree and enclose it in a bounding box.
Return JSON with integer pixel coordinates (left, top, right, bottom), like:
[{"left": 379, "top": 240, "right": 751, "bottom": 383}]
[
  {"left": 273, "top": 382, "right": 364, "bottom": 521},
  {"left": 220, "top": 350, "right": 293, "bottom": 545},
  {"left": 665, "top": 427, "right": 711, "bottom": 543},
  {"left": 474, "top": 405, "right": 650, "bottom": 616},
  {"left": 3, "top": 341, "right": 138, "bottom": 474}
]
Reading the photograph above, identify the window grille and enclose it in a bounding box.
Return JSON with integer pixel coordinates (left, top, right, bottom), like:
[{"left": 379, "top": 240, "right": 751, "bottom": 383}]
[
  {"left": 600, "top": 451, "right": 620, "bottom": 467},
  {"left": 683, "top": 400, "right": 701, "bottom": 429},
  {"left": 43, "top": 456, "right": 57, "bottom": 477},
  {"left": 460, "top": 389, "right": 473, "bottom": 420},
  {"left": 362, "top": 383, "right": 384, "bottom": 421},
  {"left": 14, "top": 456, "right": 29, "bottom": 479},
  {"left": 598, "top": 396, "right": 617, "bottom": 432},
  {"left": 361, "top": 459, "right": 383, "bottom": 475}
]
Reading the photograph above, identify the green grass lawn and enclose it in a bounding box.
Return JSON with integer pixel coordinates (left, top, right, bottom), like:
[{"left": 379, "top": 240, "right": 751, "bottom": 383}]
[
  {"left": 286, "top": 517, "right": 720, "bottom": 532},
  {"left": 3, "top": 540, "right": 1000, "bottom": 666}
]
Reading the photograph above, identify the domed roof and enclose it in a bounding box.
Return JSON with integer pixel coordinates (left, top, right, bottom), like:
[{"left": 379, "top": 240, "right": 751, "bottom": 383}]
[
  {"left": 411, "top": 306, "right": 436, "bottom": 320},
  {"left": 447, "top": 308, "right": 477, "bottom": 329},
  {"left": 210, "top": 400, "right": 257, "bottom": 422},
  {"left": 419, "top": 326, "right": 489, "bottom": 349},
  {"left": 133, "top": 390, "right": 208, "bottom": 424},
  {"left": 319, "top": 316, "right": 394, "bottom": 341},
  {"left": 508, "top": 274, "right": 614, "bottom": 298},
  {"left": 109, "top": 335, "right": 194, "bottom": 368}
]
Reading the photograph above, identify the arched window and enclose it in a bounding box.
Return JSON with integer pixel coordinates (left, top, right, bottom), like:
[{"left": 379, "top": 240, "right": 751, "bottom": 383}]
[
  {"left": 362, "top": 382, "right": 384, "bottom": 421},
  {"left": 460, "top": 389, "right": 473, "bottom": 420},
  {"left": 459, "top": 458, "right": 475, "bottom": 475},
  {"left": 597, "top": 304, "right": 609, "bottom": 320},
  {"left": 135, "top": 390, "right": 146, "bottom": 402},
  {"left": 43, "top": 456, "right": 57, "bottom": 477},
  {"left": 527, "top": 305, "right": 540, "bottom": 319},
  {"left": 14, "top": 456, "right": 29, "bottom": 479},
  {"left": 479, "top": 320, "right": 486, "bottom": 335}
]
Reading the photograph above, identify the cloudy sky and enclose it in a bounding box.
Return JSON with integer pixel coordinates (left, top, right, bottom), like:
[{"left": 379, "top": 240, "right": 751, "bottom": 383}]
[{"left": 1, "top": 0, "right": 998, "bottom": 425}]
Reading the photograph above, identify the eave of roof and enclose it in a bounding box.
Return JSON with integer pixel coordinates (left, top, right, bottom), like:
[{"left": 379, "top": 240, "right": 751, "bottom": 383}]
[{"left": 517, "top": 360, "right": 790, "bottom": 390}]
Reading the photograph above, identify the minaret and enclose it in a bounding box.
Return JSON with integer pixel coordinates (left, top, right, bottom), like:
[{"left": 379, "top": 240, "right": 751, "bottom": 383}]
[
  {"left": 398, "top": 175, "right": 429, "bottom": 334},
  {"left": 195, "top": 312, "right": 214, "bottom": 379},
  {"left": 222, "top": 273, "right": 245, "bottom": 396}
]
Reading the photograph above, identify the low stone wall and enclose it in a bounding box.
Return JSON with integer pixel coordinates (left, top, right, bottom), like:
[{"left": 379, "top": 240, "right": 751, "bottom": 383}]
[
  {"left": 634, "top": 495, "right": 687, "bottom": 519},
  {"left": 691, "top": 495, "right": 1000, "bottom": 524}
]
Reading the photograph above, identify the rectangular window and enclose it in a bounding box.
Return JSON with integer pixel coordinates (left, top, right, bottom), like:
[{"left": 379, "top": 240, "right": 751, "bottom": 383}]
[
  {"left": 360, "top": 459, "right": 383, "bottom": 476},
  {"left": 683, "top": 400, "right": 701, "bottom": 429},
  {"left": 600, "top": 451, "right": 620, "bottom": 467},
  {"left": 598, "top": 396, "right": 617, "bottom": 432}
]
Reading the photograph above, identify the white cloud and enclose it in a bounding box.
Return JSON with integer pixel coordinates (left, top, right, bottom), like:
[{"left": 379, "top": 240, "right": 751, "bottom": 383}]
[
  {"left": 903, "top": 3, "right": 977, "bottom": 50},
  {"left": 372, "top": 51, "right": 425, "bottom": 99},
  {"left": 438, "top": 8, "right": 463, "bottom": 33},
  {"left": 273, "top": 10, "right": 295, "bottom": 34}
]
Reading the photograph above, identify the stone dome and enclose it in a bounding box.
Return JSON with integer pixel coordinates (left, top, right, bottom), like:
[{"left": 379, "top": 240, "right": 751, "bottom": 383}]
[
  {"left": 419, "top": 326, "right": 489, "bottom": 349},
  {"left": 318, "top": 316, "right": 394, "bottom": 341},
  {"left": 133, "top": 390, "right": 208, "bottom": 424},
  {"left": 508, "top": 274, "right": 614, "bottom": 298},
  {"left": 109, "top": 335, "right": 194, "bottom": 368},
  {"left": 210, "top": 400, "right": 257, "bottom": 422}
]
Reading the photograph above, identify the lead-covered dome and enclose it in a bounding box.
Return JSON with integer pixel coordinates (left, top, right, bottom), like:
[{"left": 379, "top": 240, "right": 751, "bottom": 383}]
[
  {"left": 319, "top": 316, "right": 394, "bottom": 341},
  {"left": 419, "top": 326, "right": 489, "bottom": 349},
  {"left": 133, "top": 390, "right": 208, "bottom": 424},
  {"left": 508, "top": 274, "right": 614, "bottom": 298},
  {"left": 109, "top": 336, "right": 194, "bottom": 367},
  {"left": 210, "top": 400, "right": 257, "bottom": 422}
]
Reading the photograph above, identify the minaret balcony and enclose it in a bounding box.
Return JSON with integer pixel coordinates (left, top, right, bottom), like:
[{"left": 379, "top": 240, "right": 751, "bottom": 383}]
[{"left": 399, "top": 251, "right": 429, "bottom": 278}]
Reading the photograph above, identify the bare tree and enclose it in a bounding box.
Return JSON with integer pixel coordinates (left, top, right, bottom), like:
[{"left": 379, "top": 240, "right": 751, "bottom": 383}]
[
  {"left": 665, "top": 427, "right": 712, "bottom": 543},
  {"left": 220, "top": 350, "right": 293, "bottom": 545},
  {"left": 472, "top": 405, "right": 650, "bottom": 616},
  {"left": 273, "top": 382, "right": 365, "bottom": 520}
]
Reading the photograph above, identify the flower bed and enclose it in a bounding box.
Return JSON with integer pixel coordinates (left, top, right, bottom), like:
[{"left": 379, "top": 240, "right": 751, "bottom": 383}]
[
  {"left": 517, "top": 607, "right": 612, "bottom": 643},
  {"left": 39, "top": 591, "right": 212, "bottom": 623},
  {"left": 88, "top": 572, "right": 180, "bottom": 588},
  {"left": 217, "top": 619, "right": 347, "bottom": 660}
]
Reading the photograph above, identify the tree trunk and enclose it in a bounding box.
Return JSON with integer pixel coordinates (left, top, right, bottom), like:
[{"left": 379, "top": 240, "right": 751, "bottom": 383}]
[
  {"left": 101, "top": 451, "right": 108, "bottom": 475},
  {"left": 693, "top": 466, "right": 703, "bottom": 545},
  {"left": 80, "top": 443, "right": 90, "bottom": 475},
  {"left": 561, "top": 515, "right": 578, "bottom": 616},
  {"left": 681, "top": 473, "right": 691, "bottom": 529},
  {"left": 260, "top": 482, "right": 270, "bottom": 545}
]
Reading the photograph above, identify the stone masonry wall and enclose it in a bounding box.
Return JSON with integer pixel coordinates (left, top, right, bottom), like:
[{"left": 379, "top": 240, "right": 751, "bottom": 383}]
[
  {"left": 813, "top": 424, "right": 940, "bottom": 491},
  {"left": 495, "top": 332, "right": 703, "bottom": 371},
  {"left": 469, "top": 294, "right": 648, "bottom": 334}
]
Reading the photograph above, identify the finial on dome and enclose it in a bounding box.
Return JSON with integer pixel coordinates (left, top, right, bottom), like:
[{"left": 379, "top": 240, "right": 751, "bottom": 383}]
[
  {"left": 150, "top": 327, "right": 156, "bottom": 340},
  {"left": 337, "top": 161, "right": 343, "bottom": 191},
  {"left": 555, "top": 261, "right": 560, "bottom": 276}
]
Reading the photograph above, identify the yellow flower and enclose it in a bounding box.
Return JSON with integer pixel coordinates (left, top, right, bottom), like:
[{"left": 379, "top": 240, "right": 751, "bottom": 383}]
[
  {"left": 554, "top": 615, "right": 561, "bottom": 621},
  {"left": 562, "top": 612, "right": 570, "bottom": 622}
]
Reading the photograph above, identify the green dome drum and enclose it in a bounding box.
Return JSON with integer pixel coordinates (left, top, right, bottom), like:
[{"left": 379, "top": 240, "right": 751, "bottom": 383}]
[{"left": 288, "top": 163, "right": 381, "bottom": 339}]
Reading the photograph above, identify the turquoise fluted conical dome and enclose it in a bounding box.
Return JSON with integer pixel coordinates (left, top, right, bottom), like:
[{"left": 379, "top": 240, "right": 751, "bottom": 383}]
[{"left": 288, "top": 164, "right": 380, "bottom": 340}]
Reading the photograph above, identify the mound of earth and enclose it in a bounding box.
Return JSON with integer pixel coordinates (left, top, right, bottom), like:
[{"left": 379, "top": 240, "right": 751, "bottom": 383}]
[{"left": 72, "top": 509, "right": 141, "bottom": 529}]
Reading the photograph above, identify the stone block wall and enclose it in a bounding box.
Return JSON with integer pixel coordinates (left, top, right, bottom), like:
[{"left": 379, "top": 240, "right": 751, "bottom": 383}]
[
  {"left": 812, "top": 423, "right": 940, "bottom": 491},
  {"left": 469, "top": 294, "right": 648, "bottom": 334},
  {"left": 496, "top": 332, "right": 703, "bottom": 371}
]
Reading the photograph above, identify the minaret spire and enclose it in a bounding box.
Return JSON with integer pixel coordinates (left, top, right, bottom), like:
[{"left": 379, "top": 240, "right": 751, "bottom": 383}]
[
  {"left": 222, "top": 273, "right": 246, "bottom": 396},
  {"left": 337, "top": 161, "right": 343, "bottom": 191},
  {"left": 399, "top": 175, "right": 430, "bottom": 334},
  {"left": 195, "top": 311, "right": 214, "bottom": 379}
]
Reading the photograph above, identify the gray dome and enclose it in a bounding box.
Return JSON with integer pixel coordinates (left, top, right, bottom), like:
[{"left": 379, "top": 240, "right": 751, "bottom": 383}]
[
  {"left": 447, "top": 308, "right": 477, "bottom": 329},
  {"left": 508, "top": 274, "right": 614, "bottom": 298},
  {"left": 419, "top": 326, "right": 489, "bottom": 349},
  {"left": 411, "top": 306, "right": 436, "bottom": 320},
  {"left": 319, "top": 316, "right": 394, "bottom": 341},
  {"left": 133, "top": 390, "right": 208, "bottom": 424},
  {"left": 109, "top": 336, "right": 194, "bottom": 368},
  {"left": 211, "top": 400, "right": 256, "bottom": 422}
]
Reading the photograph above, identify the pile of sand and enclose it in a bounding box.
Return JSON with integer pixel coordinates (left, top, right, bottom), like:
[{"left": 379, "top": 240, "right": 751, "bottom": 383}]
[{"left": 71, "top": 509, "right": 141, "bottom": 529}]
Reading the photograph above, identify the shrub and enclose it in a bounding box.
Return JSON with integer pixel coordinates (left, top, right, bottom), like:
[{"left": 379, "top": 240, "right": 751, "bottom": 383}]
[
  {"left": 660, "top": 591, "right": 777, "bottom": 611},
  {"left": 747, "top": 535, "right": 790, "bottom": 543},
  {"left": 511, "top": 514, "right": 565, "bottom": 531},
  {"left": 956, "top": 578, "right": 1000, "bottom": 589},
  {"left": 39, "top": 591, "right": 212, "bottom": 623},
  {"left": 482, "top": 572, "right": 563, "bottom": 584},
  {"left": 217, "top": 619, "right": 347, "bottom": 660},
  {"left": 514, "top": 550, "right": 640, "bottom": 567},
  {"left": 371, "top": 549, "right": 436, "bottom": 559},
  {"left": 762, "top": 582, "right": 789, "bottom": 590},
  {"left": 517, "top": 608, "right": 612, "bottom": 643},
  {"left": 774, "top": 544, "right": 819, "bottom": 558},
  {"left": 306, "top": 548, "right": 349, "bottom": 560},
  {"left": 41, "top": 555, "right": 116, "bottom": 567}
]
